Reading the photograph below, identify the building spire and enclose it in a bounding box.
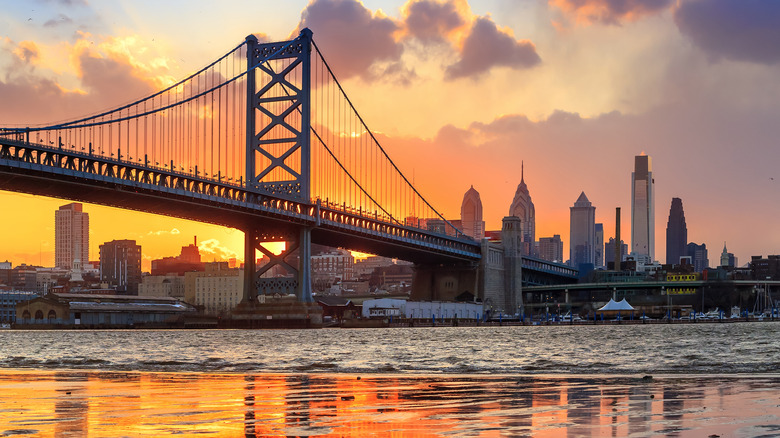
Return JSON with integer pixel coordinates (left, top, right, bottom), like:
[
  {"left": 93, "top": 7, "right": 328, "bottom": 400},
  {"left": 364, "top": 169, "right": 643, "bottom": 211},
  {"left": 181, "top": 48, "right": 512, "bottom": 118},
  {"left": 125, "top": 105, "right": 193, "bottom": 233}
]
[{"left": 521, "top": 160, "right": 524, "bottom": 183}]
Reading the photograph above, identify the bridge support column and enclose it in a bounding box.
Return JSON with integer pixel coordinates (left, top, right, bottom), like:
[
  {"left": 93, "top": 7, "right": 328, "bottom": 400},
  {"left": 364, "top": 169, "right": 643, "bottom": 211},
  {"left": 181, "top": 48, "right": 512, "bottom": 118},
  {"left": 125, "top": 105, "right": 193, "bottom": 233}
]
[
  {"left": 242, "top": 228, "right": 258, "bottom": 304},
  {"left": 501, "top": 216, "right": 524, "bottom": 316},
  {"left": 240, "top": 226, "right": 313, "bottom": 304},
  {"left": 234, "top": 226, "right": 320, "bottom": 328},
  {"left": 297, "top": 227, "right": 313, "bottom": 303}
]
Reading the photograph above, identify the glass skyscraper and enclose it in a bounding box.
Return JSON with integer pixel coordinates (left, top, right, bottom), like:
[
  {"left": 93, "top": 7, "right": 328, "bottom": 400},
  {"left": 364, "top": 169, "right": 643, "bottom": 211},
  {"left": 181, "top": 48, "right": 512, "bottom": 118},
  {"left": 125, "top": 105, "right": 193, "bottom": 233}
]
[
  {"left": 631, "top": 155, "right": 654, "bottom": 262},
  {"left": 666, "top": 197, "right": 687, "bottom": 265}
]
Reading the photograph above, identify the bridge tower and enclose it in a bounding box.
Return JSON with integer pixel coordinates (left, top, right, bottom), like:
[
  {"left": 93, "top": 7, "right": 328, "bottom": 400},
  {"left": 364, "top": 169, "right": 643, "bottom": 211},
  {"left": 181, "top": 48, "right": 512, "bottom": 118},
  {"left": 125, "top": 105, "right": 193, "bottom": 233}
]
[
  {"left": 242, "top": 29, "right": 314, "bottom": 305},
  {"left": 501, "top": 216, "right": 524, "bottom": 315}
]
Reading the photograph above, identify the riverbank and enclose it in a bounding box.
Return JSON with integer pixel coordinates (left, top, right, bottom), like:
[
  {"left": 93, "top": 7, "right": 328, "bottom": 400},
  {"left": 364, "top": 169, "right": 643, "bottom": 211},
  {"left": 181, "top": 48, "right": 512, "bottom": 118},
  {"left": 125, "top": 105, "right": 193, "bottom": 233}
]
[{"left": 0, "top": 369, "right": 778, "bottom": 436}]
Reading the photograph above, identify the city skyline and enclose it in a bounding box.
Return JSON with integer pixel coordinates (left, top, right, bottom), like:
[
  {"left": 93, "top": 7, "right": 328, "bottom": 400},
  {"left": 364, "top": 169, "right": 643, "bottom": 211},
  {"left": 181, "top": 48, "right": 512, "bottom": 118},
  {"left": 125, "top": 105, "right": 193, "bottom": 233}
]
[{"left": 1, "top": 0, "right": 780, "bottom": 267}]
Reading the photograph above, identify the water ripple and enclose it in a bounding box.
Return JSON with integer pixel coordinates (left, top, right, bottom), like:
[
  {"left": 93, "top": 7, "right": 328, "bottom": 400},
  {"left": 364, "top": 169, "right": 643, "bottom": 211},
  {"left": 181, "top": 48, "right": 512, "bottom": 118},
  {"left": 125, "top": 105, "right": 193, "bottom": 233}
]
[{"left": 0, "top": 323, "right": 779, "bottom": 374}]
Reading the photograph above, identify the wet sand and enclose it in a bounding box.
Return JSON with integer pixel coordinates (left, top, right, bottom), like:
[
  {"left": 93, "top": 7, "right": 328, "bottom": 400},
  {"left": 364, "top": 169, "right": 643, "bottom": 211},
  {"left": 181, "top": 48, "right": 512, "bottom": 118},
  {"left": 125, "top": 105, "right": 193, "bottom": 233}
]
[{"left": 1, "top": 370, "right": 779, "bottom": 437}]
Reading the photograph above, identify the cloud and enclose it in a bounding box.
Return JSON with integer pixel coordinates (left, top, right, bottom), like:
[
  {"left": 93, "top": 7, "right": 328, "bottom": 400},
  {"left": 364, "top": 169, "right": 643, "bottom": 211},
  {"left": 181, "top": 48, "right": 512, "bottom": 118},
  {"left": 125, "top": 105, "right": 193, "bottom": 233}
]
[
  {"left": 198, "top": 238, "right": 239, "bottom": 260},
  {"left": 76, "top": 49, "right": 155, "bottom": 100},
  {"left": 294, "top": 0, "right": 403, "bottom": 80},
  {"left": 44, "top": 13, "right": 74, "bottom": 27},
  {"left": 0, "top": 34, "right": 169, "bottom": 125},
  {"left": 402, "top": 0, "right": 467, "bottom": 44},
  {"left": 289, "top": 0, "right": 542, "bottom": 83},
  {"left": 36, "top": 0, "right": 87, "bottom": 5},
  {"left": 444, "top": 16, "right": 541, "bottom": 80},
  {"left": 674, "top": 0, "right": 780, "bottom": 65},
  {"left": 549, "top": 0, "right": 673, "bottom": 25},
  {"left": 12, "top": 41, "right": 40, "bottom": 65},
  {"left": 147, "top": 228, "right": 181, "bottom": 236}
]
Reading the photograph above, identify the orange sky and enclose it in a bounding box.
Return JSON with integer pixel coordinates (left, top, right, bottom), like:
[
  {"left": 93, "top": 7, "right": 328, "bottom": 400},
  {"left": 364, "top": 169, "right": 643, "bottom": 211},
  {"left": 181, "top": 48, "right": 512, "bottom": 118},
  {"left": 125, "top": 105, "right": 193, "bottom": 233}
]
[{"left": 2, "top": 0, "right": 780, "bottom": 269}]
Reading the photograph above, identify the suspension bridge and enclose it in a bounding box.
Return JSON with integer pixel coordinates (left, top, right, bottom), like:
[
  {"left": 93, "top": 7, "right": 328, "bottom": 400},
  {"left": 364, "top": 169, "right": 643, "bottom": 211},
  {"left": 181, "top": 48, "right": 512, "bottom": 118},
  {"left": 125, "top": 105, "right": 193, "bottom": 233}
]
[
  {"left": 0, "top": 29, "right": 574, "bottom": 320},
  {"left": 0, "top": 30, "right": 482, "bottom": 303}
]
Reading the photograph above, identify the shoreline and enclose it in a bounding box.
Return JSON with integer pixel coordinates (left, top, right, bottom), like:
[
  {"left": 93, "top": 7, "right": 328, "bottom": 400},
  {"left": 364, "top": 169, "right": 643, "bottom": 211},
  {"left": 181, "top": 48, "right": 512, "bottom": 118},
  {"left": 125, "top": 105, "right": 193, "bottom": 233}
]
[
  {"left": 2, "top": 369, "right": 780, "bottom": 436},
  {"left": 7, "top": 315, "right": 777, "bottom": 330}
]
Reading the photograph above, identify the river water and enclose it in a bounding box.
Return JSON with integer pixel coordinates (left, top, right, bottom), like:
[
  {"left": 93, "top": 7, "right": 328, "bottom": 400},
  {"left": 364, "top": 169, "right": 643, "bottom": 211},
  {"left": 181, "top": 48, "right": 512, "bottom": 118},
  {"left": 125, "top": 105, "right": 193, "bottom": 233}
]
[{"left": 1, "top": 322, "right": 777, "bottom": 375}]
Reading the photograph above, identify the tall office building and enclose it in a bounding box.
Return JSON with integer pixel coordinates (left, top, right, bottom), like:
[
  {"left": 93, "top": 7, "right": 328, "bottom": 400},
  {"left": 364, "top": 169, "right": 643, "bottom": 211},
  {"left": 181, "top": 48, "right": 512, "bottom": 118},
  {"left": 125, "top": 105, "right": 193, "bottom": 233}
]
[
  {"left": 460, "top": 186, "right": 485, "bottom": 239},
  {"left": 538, "top": 235, "right": 564, "bottom": 263},
  {"left": 666, "top": 198, "right": 687, "bottom": 265},
  {"left": 55, "top": 203, "right": 89, "bottom": 270},
  {"left": 686, "top": 242, "right": 709, "bottom": 273},
  {"left": 509, "top": 162, "right": 535, "bottom": 255},
  {"left": 100, "top": 240, "right": 142, "bottom": 294},
  {"left": 594, "top": 223, "right": 604, "bottom": 268},
  {"left": 631, "top": 154, "right": 654, "bottom": 261},
  {"left": 569, "top": 192, "right": 596, "bottom": 268}
]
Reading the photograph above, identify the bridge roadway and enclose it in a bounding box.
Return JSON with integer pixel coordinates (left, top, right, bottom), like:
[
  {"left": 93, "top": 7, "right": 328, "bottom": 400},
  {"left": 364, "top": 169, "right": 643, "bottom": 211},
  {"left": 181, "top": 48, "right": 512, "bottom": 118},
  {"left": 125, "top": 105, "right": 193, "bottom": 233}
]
[{"left": 0, "top": 138, "right": 480, "bottom": 264}]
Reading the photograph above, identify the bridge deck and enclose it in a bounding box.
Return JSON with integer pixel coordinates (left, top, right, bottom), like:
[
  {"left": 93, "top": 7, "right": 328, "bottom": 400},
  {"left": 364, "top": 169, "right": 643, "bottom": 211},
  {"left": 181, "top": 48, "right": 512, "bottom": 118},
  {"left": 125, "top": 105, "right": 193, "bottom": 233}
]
[{"left": 0, "top": 140, "right": 480, "bottom": 264}]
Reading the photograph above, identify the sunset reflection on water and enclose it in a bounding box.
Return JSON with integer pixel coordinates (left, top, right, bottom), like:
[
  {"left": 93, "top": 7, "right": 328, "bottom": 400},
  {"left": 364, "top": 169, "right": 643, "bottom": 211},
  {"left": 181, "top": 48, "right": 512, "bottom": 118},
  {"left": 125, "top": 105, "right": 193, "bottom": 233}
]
[{"left": 0, "top": 371, "right": 779, "bottom": 436}]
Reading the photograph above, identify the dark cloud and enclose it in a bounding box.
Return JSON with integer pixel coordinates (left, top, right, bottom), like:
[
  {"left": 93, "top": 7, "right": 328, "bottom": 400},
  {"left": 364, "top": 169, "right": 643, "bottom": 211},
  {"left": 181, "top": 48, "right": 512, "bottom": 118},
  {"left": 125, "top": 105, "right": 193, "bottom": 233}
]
[
  {"left": 44, "top": 13, "right": 74, "bottom": 27},
  {"left": 404, "top": 0, "right": 466, "bottom": 44},
  {"left": 550, "top": 0, "right": 673, "bottom": 25},
  {"left": 295, "top": 0, "right": 403, "bottom": 80},
  {"left": 674, "top": 0, "right": 780, "bottom": 65},
  {"left": 445, "top": 17, "right": 540, "bottom": 80},
  {"left": 375, "top": 61, "right": 418, "bottom": 86}
]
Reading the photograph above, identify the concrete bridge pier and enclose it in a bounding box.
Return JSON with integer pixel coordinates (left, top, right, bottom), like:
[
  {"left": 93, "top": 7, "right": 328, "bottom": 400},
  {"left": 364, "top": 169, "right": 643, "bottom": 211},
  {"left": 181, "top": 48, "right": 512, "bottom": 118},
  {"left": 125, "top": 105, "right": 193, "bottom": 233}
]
[{"left": 410, "top": 217, "right": 525, "bottom": 318}]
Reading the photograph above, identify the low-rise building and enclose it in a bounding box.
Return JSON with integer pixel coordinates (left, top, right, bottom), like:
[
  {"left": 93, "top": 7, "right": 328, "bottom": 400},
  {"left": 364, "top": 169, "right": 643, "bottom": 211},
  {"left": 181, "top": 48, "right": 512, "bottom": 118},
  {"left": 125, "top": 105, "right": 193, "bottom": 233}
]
[
  {"left": 15, "top": 293, "right": 195, "bottom": 328},
  {"left": 195, "top": 272, "right": 243, "bottom": 315},
  {"left": 0, "top": 291, "right": 38, "bottom": 324},
  {"left": 183, "top": 262, "right": 233, "bottom": 305}
]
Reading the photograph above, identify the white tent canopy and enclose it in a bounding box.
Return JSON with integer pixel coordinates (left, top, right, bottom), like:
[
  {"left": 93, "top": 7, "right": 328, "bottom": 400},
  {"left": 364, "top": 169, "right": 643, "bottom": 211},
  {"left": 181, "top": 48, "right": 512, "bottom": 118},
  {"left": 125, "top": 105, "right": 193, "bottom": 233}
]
[{"left": 598, "top": 298, "right": 635, "bottom": 311}]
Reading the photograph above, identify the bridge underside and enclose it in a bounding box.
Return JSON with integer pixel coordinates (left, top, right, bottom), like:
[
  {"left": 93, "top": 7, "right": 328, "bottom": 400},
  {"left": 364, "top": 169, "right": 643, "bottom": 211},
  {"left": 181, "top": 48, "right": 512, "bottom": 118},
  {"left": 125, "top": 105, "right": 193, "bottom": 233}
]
[{"left": 0, "top": 168, "right": 474, "bottom": 265}]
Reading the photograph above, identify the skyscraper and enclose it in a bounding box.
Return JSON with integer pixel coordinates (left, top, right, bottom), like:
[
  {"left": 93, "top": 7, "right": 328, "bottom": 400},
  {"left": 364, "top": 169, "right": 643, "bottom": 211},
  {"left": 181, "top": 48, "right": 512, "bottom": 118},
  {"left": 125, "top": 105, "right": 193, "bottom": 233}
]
[
  {"left": 594, "top": 223, "right": 604, "bottom": 268},
  {"left": 55, "top": 203, "right": 89, "bottom": 270},
  {"left": 686, "top": 242, "right": 709, "bottom": 273},
  {"left": 509, "top": 162, "right": 535, "bottom": 255},
  {"left": 631, "top": 154, "right": 654, "bottom": 261},
  {"left": 100, "top": 239, "right": 142, "bottom": 294},
  {"left": 460, "top": 186, "right": 485, "bottom": 239},
  {"left": 538, "top": 235, "right": 564, "bottom": 263},
  {"left": 569, "top": 192, "right": 596, "bottom": 268},
  {"left": 666, "top": 198, "right": 687, "bottom": 265}
]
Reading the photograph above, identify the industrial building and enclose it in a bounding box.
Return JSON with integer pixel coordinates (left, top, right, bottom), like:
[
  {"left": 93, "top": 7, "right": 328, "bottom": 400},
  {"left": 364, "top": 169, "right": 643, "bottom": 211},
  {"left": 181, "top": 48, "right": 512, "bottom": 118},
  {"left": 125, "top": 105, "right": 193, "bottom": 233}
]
[{"left": 15, "top": 293, "right": 195, "bottom": 328}]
